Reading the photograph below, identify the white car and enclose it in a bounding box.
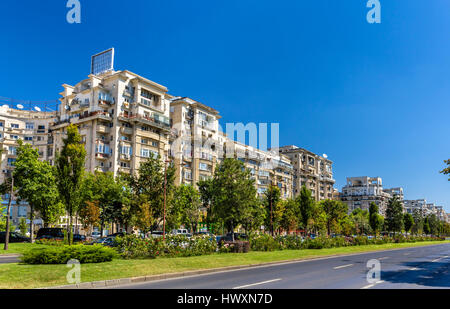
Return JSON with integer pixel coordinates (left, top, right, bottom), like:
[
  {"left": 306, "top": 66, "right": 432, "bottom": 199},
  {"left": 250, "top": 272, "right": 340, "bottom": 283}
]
[{"left": 91, "top": 231, "right": 101, "bottom": 239}]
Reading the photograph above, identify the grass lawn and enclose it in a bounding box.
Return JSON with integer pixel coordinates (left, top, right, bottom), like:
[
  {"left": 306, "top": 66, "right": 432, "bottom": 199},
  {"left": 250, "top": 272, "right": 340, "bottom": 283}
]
[
  {"left": 0, "top": 243, "right": 51, "bottom": 255},
  {"left": 0, "top": 240, "right": 449, "bottom": 289}
]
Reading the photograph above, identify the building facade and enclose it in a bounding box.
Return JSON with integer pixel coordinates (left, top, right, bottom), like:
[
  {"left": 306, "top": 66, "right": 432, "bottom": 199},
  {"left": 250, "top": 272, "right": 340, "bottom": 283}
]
[
  {"left": 340, "top": 176, "right": 403, "bottom": 215},
  {"left": 278, "top": 145, "right": 335, "bottom": 201}
]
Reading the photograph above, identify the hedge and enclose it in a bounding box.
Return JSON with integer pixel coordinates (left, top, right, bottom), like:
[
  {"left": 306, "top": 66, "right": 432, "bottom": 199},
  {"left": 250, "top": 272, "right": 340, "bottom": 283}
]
[{"left": 21, "top": 245, "right": 116, "bottom": 264}]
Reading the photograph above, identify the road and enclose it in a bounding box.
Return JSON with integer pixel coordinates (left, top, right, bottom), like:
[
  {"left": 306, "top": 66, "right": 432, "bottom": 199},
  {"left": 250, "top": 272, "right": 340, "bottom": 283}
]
[
  {"left": 0, "top": 254, "right": 20, "bottom": 264},
  {"left": 106, "top": 243, "right": 450, "bottom": 289}
]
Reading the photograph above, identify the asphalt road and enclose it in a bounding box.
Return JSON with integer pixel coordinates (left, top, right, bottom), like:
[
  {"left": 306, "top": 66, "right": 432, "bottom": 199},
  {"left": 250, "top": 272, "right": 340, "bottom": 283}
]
[
  {"left": 107, "top": 243, "right": 450, "bottom": 289},
  {"left": 0, "top": 254, "right": 20, "bottom": 264}
]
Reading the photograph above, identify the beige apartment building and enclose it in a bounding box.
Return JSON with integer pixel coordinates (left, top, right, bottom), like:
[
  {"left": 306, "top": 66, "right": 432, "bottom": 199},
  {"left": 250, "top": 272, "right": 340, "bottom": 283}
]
[
  {"left": 278, "top": 145, "right": 335, "bottom": 201},
  {"left": 0, "top": 104, "right": 56, "bottom": 227},
  {"left": 51, "top": 70, "right": 172, "bottom": 177}
]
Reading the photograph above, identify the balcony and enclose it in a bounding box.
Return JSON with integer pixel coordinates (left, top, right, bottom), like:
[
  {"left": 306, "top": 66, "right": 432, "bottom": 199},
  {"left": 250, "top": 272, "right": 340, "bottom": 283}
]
[
  {"left": 95, "top": 153, "right": 109, "bottom": 160},
  {"left": 119, "top": 113, "right": 170, "bottom": 132},
  {"left": 96, "top": 125, "right": 110, "bottom": 134}
]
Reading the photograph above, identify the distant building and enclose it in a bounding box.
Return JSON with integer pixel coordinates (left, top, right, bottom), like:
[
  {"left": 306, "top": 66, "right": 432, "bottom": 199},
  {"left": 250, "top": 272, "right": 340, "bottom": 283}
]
[{"left": 340, "top": 176, "right": 403, "bottom": 215}]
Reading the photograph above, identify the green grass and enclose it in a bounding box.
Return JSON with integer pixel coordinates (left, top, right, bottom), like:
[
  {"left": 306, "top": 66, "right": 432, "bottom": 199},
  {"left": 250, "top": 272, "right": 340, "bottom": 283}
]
[
  {"left": 0, "top": 240, "right": 449, "bottom": 289},
  {"left": 0, "top": 243, "right": 52, "bottom": 255}
]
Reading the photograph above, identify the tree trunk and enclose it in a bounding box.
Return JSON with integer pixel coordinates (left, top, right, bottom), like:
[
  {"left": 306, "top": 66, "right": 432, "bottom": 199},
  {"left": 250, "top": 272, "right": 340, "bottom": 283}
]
[
  {"left": 3, "top": 179, "right": 13, "bottom": 250},
  {"left": 29, "top": 207, "right": 35, "bottom": 243}
]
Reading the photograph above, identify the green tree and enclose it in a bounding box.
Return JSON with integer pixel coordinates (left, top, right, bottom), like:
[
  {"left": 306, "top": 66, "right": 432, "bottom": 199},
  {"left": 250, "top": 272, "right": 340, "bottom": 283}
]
[
  {"left": 209, "top": 158, "right": 259, "bottom": 240},
  {"left": 170, "top": 184, "right": 201, "bottom": 233},
  {"left": 385, "top": 196, "right": 404, "bottom": 236},
  {"left": 320, "top": 199, "right": 348, "bottom": 236},
  {"left": 427, "top": 214, "right": 439, "bottom": 236},
  {"left": 369, "top": 202, "right": 383, "bottom": 235},
  {"left": 125, "top": 155, "right": 176, "bottom": 232},
  {"left": 280, "top": 198, "right": 301, "bottom": 234},
  {"left": 423, "top": 217, "right": 431, "bottom": 235},
  {"left": 55, "top": 124, "right": 86, "bottom": 244},
  {"left": 263, "top": 185, "right": 281, "bottom": 236},
  {"left": 440, "top": 159, "right": 450, "bottom": 180},
  {"left": 0, "top": 204, "right": 6, "bottom": 231},
  {"left": 19, "top": 217, "right": 27, "bottom": 236},
  {"left": 350, "top": 208, "right": 371, "bottom": 235},
  {"left": 403, "top": 213, "right": 414, "bottom": 234},
  {"left": 411, "top": 209, "right": 424, "bottom": 235},
  {"left": 13, "top": 140, "right": 61, "bottom": 242},
  {"left": 296, "top": 186, "right": 315, "bottom": 236}
]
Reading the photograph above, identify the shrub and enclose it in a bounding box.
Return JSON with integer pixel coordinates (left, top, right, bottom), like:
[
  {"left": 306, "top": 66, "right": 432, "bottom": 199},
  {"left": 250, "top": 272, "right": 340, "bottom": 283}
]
[
  {"left": 114, "top": 234, "right": 217, "bottom": 259},
  {"left": 35, "top": 239, "right": 66, "bottom": 246},
  {"left": 21, "top": 245, "right": 116, "bottom": 264},
  {"left": 250, "top": 234, "right": 281, "bottom": 251}
]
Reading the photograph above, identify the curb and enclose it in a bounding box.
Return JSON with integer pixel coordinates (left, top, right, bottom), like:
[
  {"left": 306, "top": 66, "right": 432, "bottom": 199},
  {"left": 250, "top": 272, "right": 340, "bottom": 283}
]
[{"left": 43, "top": 241, "right": 450, "bottom": 289}]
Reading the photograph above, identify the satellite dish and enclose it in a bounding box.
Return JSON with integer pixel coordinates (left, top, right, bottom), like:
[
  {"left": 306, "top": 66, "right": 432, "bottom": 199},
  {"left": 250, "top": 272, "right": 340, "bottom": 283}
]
[
  {"left": 34, "top": 106, "right": 41, "bottom": 112},
  {"left": 65, "top": 105, "right": 70, "bottom": 110},
  {"left": 2, "top": 104, "right": 9, "bottom": 109},
  {"left": 17, "top": 104, "right": 24, "bottom": 109},
  {"left": 323, "top": 154, "right": 328, "bottom": 159}
]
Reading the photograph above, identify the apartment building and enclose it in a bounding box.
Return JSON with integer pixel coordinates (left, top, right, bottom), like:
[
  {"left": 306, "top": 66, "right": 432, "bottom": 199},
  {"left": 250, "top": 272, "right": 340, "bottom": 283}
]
[
  {"left": 169, "top": 97, "right": 224, "bottom": 186},
  {"left": 230, "top": 141, "right": 293, "bottom": 199},
  {"left": 278, "top": 145, "right": 335, "bottom": 201},
  {"left": 340, "top": 176, "right": 403, "bottom": 215},
  {"left": 51, "top": 70, "right": 172, "bottom": 177},
  {"left": 0, "top": 104, "right": 55, "bottom": 227}
]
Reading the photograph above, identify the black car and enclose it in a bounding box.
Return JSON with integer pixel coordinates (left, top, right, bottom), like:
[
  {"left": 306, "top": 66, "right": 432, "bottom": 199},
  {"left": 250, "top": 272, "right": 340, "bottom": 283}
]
[
  {"left": 226, "top": 232, "right": 248, "bottom": 241},
  {"left": 36, "top": 228, "right": 64, "bottom": 240},
  {"left": 0, "top": 232, "right": 30, "bottom": 243},
  {"left": 72, "top": 234, "right": 86, "bottom": 242}
]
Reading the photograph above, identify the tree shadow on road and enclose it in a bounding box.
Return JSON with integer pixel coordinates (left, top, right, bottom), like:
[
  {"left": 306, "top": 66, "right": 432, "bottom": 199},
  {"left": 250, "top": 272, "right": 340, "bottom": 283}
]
[{"left": 380, "top": 261, "right": 450, "bottom": 288}]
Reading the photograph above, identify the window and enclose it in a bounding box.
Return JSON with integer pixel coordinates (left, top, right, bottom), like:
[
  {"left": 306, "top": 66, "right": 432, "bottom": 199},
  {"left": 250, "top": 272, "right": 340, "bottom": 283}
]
[
  {"left": 26, "top": 122, "right": 34, "bottom": 130},
  {"left": 120, "top": 146, "right": 132, "bottom": 155},
  {"left": 199, "top": 162, "right": 210, "bottom": 171},
  {"left": 8, "top": 146, "right": 17, "bottom": 155},
  {"left": 141, "top": 138, "right": 148, "bottom": 144},
  {"left": 24, "top": 136, "right": 33, "bottom": 141},
  {"left": 141, "top": 148, "right": 157, "bottom": 158},
  {"left": 10, "top": 135, "right": 18, "bottom": 140},
  {"left": 7, "top": 158, "right": 16, "bottom": 166},
  {"left": 11, "top": 123, "right": 19, "bottom": 129}
]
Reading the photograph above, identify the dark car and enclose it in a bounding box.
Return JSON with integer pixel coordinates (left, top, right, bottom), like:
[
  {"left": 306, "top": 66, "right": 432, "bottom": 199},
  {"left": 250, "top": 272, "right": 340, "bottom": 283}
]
[
  {"left": 226, "top": 232, "right": 248, "bottom": 241},
  {"left": 72, "top": 234, "right": 86, "bottom": 242},
  {"left": 107, "top": 232, "right": 127, "bottom": 238},
  {"left": 36, "top": 228, "right": 64, "bottom": 240},
  {"left": 0, "top": 232, "right": 30, "bottom": 243},
  {"left": 89, "top": 236, "right": 116, "bottom": 247}
]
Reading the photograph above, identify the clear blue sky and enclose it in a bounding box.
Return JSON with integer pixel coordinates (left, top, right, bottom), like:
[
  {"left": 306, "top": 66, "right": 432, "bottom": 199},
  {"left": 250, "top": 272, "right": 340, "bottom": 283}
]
[{"left": 0, "top": 1, "right": 449, "bottom": 210}]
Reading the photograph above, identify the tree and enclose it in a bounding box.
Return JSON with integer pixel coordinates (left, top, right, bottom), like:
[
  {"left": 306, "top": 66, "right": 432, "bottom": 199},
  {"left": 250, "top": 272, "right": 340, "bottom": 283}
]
[
  {"left": 296, "top": 186, "right": 315, "bottom": 236},
  {"left": 280, "top": 198, "right": 301, "bottom": 234},
  {"left": 55, "top": 124, "right": 86, "bottom": 245},
  {"left": 78, "top": 201, "right": 100, "bottom": 234},
  {"left": 440, "top": 159, "right": 450, "bottom": 180},
  {"left": 13, "top": 140, "right": 61, "bottom": 242},
  {"left": 427, "top": 214, "right": 439, "bottom": 236},
  {"left": 209, "top": 158, "right": 259, "bottom": 241},
  {"left": 263, "top": 185, "right": 281, "bottom": 236},
  {"left": 423, "top": 217, "right": 431, "bottom": 235},
  {"left": 369, "top": 202, "right": 383, "bottom": 235},
  {"left": 403, "top": 213, "right": 414, "bottom": 234},
  {"left": 125, "top": 155, "right": 176, "bottom": 232},
  {"left": 411, "top": 209, "right": 424, "bottom": 235},
  {"left": 170, "top": 184, "right": 201, "bottom": 233},
  {"left": 350, "top": 208, "right": 371, "bottom": 235},
  {"left": 19, "top": 218, "right": 27, "bottom": 236},
  {"left": 320, "top": 199, "right": 348, "bottom": 236},
  {"left": 0, "top": 204, "right": 6, "bottom": 231},
  {"left": 385, "top": 196, "right": 404, "bottom": 236}
]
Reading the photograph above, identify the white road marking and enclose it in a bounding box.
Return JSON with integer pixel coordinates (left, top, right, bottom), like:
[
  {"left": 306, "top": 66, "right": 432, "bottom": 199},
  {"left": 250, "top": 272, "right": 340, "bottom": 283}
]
[
  {"left": 409, "top": 267, "right": 418, "bottom": 271},
  {"left": 378, "top": 257, "right": 390, "bottom": 260},
  {"left": 333, "top": 264, "right": 354, "bottom": 270},
  {"left": 403, "top": 253, "right": 411, "bottom": 256},
  {"left": 361, "top": 280, "right": 385, "bottom": 289},
  {"left": 233, "top": 279, "right": 282, "bottom": 289}
]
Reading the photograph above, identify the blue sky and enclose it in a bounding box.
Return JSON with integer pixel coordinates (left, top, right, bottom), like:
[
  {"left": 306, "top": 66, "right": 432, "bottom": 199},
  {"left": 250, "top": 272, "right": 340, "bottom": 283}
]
[{"left": 0, "top": 0, "right": 449, "bottom": 210}]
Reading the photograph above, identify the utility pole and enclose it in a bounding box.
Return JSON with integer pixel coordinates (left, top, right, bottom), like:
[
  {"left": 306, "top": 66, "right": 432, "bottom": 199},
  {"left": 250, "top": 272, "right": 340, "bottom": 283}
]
[{"left": 4, "top": 175, "right": 14, "bottom": 251}]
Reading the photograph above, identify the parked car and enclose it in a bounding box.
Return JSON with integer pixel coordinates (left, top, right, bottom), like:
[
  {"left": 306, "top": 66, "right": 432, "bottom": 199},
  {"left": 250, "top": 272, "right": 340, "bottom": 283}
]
[
  {"left": 171, "top": 229, "right": 189, "bottom": 236},
  {"left": 149, "top": 231, "right": 164, "bottom": 238},
  {"left": 89, "top": 236, "right": 116, "bottom": 247},
  {"left": 91, "top": 231, "right": 101, "bottom": 239},
  {"left": 0, "top": 232, "right": 30, "bottom": 243},
  {"left": 36, "top": 228, "right": 64, "bottom": 240},
  {"left": 107, "top": 232, "right": 127, "bottom": 238},
  {"left": 72, "top": 234, "right": 86, "bottom": 242}
]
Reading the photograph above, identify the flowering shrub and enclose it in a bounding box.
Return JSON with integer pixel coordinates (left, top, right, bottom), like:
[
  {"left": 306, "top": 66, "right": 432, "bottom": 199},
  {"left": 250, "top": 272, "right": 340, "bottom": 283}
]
[
  {"left": 114, "top": 234, "right": 217, "bottom": 259},
  {"left": 249, "top": 234, "right": 445, "bottom": 252}
]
